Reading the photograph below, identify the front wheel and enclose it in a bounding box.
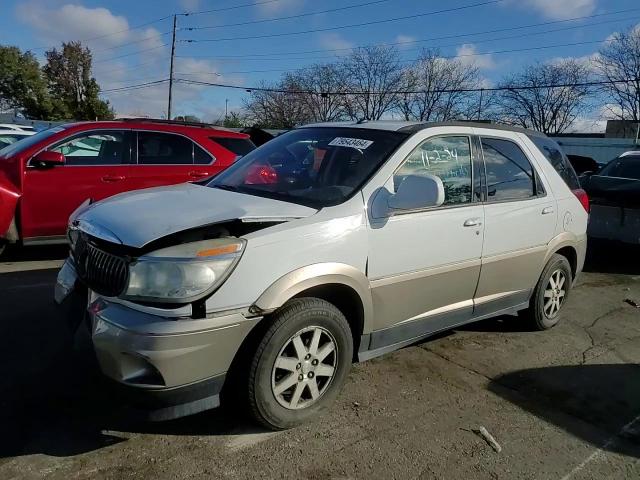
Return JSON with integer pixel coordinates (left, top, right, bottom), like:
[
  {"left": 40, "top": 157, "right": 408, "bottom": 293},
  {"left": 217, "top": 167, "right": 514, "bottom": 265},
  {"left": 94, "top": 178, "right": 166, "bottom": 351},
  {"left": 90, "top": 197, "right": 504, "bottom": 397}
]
[
  {"left": 247, "top": 298, "right": 353, "bottom": 430},
  {"left": 523, "top": 254, "right": 573, "bottom": 330}
]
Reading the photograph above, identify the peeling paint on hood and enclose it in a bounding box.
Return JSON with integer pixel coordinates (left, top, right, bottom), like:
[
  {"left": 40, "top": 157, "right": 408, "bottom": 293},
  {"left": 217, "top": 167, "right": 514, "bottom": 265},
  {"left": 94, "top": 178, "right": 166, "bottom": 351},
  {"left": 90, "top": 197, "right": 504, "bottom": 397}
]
[{"left": 74, "top": 183, "right": 317, "bottom": 248}]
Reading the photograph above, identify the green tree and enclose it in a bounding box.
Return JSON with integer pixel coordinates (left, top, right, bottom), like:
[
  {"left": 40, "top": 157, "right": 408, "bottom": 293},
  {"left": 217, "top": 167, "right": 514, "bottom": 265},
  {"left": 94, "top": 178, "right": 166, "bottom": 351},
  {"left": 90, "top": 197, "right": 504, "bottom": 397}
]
[
  {"left": 43, "top": 41, "right": 114, "bottom": 120},
  {"left": 223, "top": 111, "right": 246, "bottom": 128},
  {"left": 0, "top": 46, "right": 52, "bottom": 118}
]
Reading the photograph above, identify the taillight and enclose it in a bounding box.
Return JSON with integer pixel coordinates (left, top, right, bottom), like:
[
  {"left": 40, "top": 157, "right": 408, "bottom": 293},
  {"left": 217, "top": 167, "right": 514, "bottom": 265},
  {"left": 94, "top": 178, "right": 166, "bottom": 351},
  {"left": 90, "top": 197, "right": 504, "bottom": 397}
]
[{"left": 572, "top": 188, "right": 590, "bottom": 212}]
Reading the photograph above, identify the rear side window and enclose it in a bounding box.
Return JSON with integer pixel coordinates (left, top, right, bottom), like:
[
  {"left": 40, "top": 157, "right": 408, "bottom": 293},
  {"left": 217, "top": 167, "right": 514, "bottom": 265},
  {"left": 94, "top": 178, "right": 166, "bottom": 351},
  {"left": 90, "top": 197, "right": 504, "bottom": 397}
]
[
  {"left": 137, "top": 132, "right": 193, "bottom": 165},
  {"left": 211, "top": 136, "right": 256, "bottom": 158},
  {"left": 481, "top": 137, "right": 537, "bottom": 201},
  {"left": 194, "top": 143, "right": 214, "bottom": 165},
  {"left": 529, "top": 136, "right": 580, "bottom": 190}
]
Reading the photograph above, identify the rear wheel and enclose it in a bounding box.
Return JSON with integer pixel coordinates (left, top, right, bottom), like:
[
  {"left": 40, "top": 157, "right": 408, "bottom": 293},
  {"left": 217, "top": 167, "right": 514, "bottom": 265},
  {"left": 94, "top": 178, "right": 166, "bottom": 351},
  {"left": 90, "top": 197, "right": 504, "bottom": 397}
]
[
  {"left": 247, "top": 298, "right": 353, "bottom": 430},
  {"left": 523, "top": 254, "right": 572, "bottom": 330}
]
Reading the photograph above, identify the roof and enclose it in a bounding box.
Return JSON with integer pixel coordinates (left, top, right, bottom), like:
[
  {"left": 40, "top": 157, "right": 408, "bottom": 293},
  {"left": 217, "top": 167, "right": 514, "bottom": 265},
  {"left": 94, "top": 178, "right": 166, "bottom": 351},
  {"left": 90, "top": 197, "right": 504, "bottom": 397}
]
[
  {"left": 620, "top": 150, "right": 640, "bottom": 157},
  {"left": 300, "top": 120, "right": 547, "bottom": 137},
  {"left": 59, "top": 119, "right": 248, "bottom": 137}
]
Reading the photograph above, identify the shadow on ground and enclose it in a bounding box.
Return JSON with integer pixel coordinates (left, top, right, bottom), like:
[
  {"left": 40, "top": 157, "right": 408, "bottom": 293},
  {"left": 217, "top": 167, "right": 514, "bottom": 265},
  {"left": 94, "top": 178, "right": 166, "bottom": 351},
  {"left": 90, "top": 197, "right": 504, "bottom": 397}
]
[
  {"left": 490, "top": 364, "right": 640, "bottom": 458},
  {"left": 0, "top": 333, "right": 266, "bottom": 459},
  {"left": 1, "top": 244, "right": 68, "bottom": 262}
]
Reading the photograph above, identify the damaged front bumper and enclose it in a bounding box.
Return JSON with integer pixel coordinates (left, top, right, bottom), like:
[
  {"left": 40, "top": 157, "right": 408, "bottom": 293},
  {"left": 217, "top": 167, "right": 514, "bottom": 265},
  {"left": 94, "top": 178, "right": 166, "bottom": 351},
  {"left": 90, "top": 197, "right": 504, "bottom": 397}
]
[{"left": 55, "top": 258, "right": 262, "bottom": 420}]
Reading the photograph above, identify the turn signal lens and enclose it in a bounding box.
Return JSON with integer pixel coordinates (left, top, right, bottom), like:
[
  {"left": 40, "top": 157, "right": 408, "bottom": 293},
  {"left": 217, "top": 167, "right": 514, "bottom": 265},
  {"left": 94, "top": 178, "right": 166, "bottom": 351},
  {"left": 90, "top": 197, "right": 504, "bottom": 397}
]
[{"left": 572, "top": 188, "right": 590, "bottom": 213}]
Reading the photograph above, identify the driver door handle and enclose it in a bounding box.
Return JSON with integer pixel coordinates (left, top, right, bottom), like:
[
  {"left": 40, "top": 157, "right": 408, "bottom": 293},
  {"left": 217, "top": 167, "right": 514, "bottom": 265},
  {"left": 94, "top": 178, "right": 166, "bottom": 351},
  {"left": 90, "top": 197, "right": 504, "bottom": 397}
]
[
  {"left": 101, "top": 175, "right": 125, "bottom": 183},
  {"left": 463, "top": 218, "right": 482, "bottom": 227},
  {"left": 189, "top": 171, "right": 210, "bottom": 178}
]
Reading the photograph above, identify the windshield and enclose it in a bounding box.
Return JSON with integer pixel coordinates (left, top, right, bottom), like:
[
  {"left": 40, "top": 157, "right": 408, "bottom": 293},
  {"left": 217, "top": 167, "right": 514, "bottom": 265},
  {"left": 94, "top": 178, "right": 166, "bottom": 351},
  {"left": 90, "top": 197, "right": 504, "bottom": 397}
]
[
  {"left": 208, "top": 127, "right": 408, "bottom": 208},
  {"left": 599, "top": 155, "right": 640, "bottom": 180},
  {"left": 0, "top": 126, "right": 65, "bottom": 157}
]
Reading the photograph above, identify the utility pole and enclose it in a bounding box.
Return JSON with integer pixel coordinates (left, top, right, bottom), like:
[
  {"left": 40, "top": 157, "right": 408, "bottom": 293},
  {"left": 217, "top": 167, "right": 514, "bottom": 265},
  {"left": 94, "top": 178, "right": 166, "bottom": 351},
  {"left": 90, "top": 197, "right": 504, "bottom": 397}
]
[
  {"left": 167, "top": 14, "right": 177, "bottom": 120},
  {"left": 225, "top": 98, "right": 229, "bottom": 118}
]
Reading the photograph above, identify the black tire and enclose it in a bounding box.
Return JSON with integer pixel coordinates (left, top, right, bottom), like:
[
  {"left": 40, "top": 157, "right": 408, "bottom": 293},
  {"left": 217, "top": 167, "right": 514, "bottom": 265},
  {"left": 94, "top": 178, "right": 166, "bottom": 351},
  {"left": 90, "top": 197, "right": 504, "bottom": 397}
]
[
  {"left": 523, "top": 254, "right": 573, "bottom": 330},
  {"left": 247, "top": 297, "right": 353, "bottom": 430}
]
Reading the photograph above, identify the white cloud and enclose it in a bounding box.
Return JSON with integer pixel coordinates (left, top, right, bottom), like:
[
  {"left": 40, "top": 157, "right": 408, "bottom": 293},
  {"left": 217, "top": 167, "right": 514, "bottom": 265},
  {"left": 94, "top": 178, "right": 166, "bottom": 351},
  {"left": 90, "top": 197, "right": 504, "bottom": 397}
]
[
  {"left": 509, "top": 0, "right": 597, "bottom": 20},
  {"left": 179, "top": 0, "right": 201, "bottom": 12},
  {"left": 317, "top": 33, "right": 354, "bottom": 54},
  {"left": 257, "top": 0, "right": 304, "bottom": 17},
  {"left": 455, "top": 44, "right": 496, "bottom": 70},
  {"left": 395, "top": 34, "right": 417, "bottom": 50}
]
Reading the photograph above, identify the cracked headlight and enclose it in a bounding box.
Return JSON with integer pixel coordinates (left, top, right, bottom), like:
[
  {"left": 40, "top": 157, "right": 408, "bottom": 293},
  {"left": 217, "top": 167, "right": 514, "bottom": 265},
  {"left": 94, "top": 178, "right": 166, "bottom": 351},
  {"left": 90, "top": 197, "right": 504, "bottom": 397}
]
[{"left": 123, "top": 238, "right": 245, "bottom": 303}]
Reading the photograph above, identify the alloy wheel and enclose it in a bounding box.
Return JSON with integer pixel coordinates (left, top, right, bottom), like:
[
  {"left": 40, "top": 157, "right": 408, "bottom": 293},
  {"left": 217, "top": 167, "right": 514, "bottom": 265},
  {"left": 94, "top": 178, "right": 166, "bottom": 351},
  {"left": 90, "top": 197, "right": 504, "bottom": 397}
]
[
  {"left": 271, "top": 326, "right": 338, "bottom": 410},
  {"left": 543, "top": 269, "right": 566, "bottom": 319}
]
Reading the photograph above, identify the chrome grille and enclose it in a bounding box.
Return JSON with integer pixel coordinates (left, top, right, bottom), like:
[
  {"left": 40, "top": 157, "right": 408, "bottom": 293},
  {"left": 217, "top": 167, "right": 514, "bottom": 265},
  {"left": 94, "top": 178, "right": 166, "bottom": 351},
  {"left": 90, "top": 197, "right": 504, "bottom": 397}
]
[{"left": 74, "top": 236, "right": 128, "bottom": 297}]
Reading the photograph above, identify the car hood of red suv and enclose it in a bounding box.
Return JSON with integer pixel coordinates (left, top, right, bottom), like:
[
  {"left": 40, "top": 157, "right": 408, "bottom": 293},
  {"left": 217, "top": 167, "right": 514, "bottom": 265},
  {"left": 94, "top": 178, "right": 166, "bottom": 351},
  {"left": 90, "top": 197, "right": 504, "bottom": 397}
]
[{"left": 72, "top": 183, "right": 317, "bottom": 248}]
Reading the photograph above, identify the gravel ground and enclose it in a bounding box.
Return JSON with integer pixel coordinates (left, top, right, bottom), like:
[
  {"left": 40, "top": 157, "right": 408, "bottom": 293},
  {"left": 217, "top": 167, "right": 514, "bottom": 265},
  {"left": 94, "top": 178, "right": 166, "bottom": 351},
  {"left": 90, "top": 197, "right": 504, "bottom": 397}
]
[{"left": 0, "top": 241, "right": 639, "bottom": 479}]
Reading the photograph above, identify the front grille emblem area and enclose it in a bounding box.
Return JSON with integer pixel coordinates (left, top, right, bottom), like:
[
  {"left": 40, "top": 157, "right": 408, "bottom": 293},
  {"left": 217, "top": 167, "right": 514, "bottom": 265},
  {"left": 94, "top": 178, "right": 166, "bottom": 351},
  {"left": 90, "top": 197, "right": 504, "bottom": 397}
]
[{"left": 73, "top": 235, "right": 129, "bottom": 297}]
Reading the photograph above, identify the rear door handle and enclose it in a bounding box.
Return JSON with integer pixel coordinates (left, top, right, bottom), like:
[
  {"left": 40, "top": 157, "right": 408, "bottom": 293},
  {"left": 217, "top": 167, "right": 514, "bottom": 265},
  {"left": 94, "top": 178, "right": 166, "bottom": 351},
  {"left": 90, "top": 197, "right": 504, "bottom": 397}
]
[
  {"left": 542, "top": 206, "right": 555, "bottom": 215},
  {"left": 463, "top": 218, "right": 482, "bottom": 227},
  {"left": 189, "top": 171, "right": 210, "bottom": 178},
  {"left": 101, "top": 175, "right": 125, "bottom": 182}
]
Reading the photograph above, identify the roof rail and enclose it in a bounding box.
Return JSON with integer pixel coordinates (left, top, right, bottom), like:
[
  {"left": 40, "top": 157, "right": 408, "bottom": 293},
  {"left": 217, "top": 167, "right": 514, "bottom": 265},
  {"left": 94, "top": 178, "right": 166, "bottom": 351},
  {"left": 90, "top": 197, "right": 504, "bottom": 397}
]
[{"left": 115, "top": 117, "right": 224, "bottom": 129}]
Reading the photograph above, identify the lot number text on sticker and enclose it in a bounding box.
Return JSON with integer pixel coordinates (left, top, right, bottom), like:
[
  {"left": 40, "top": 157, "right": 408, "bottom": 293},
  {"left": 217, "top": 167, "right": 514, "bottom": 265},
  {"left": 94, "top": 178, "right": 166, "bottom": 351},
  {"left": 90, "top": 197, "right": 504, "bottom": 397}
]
[{"left": 328, "top": 137, "right": 374, "bottom": 149}]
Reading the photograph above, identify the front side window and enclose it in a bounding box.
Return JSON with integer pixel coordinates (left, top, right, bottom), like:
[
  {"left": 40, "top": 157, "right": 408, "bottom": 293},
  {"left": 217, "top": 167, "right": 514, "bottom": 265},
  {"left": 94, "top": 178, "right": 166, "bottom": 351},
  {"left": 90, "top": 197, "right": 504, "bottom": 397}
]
[
  {"left": 137, "top": 132, "right": 193, "bottom": 165},
  {"left": 51, "top": 130, "right": 130, "bottom": 166},
  {"left": 395, "top": 136, "right": 473, "bottom": 205},
  {"left": 482, "top": 137, "right": 536, "bottom": 201},
  {"left": 208, "top": 127, "right": 408, "bottom": 208}
]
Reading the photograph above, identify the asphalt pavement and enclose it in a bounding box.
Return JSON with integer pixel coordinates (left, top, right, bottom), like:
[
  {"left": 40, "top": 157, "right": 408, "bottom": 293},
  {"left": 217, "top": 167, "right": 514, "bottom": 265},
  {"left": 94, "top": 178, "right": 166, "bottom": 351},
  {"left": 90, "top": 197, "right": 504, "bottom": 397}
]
[{"left": 0, "top": 240, "right": 639, "bottom": 479}]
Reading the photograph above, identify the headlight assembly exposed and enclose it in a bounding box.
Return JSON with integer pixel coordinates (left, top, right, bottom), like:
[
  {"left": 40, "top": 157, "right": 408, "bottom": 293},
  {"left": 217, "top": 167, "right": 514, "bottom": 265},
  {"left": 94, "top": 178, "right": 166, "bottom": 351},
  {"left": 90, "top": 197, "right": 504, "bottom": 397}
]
[{"left": 123, "top": 238, "right": 245, "bottom": 303}]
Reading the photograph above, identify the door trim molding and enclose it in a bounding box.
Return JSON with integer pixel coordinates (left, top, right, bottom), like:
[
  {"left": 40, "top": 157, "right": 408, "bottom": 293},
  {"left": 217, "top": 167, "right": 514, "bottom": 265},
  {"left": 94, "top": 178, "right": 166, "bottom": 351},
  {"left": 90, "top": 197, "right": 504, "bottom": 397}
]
[{"left": 370, "top": 258, "right": 481, "bottom": 288}]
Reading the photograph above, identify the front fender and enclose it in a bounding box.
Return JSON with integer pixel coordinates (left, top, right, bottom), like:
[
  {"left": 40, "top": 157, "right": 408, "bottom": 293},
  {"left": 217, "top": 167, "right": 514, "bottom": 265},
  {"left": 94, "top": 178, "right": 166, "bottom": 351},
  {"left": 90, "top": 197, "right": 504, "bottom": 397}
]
[
  {"left": 253, "top": 263, "right": 374, "bottom": 334},
  {"left": 0, "top": 171, "right": 20, "bottom": 240}
]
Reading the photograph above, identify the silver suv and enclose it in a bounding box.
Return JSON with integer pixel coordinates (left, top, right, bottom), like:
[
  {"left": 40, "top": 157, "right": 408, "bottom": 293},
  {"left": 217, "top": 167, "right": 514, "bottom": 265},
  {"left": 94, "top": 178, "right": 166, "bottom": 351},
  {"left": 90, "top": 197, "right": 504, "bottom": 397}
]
[{"left": 56, "top": 121, "right": 588, "bottom": 429}]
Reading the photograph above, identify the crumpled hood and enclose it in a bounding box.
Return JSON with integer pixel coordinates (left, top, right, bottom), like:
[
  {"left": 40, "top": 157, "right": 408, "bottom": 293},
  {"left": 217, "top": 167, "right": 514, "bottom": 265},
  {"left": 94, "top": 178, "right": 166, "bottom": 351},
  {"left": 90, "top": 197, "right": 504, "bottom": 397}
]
[{"left": 73, "top": 183, "right": 317, "bottom": 248}]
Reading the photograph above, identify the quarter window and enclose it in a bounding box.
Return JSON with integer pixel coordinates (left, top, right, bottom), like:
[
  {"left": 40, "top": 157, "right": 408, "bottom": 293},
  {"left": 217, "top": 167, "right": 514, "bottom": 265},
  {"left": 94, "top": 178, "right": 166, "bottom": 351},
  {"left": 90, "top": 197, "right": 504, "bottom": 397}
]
[
  {"left": 51, "top": 130, "right": 130, "bottom": 165},
  {"left": 137, "top": 132, "right": 194, "bottom": 165},
  {"left": 529, "top": 136, "right": 580, "bottom": 190},
  {"left": 395, "top": 136, "right": 473, "bottom": 205},
  {"left": 482, "top": 137, "right": 537, "bottom": 201},
  {"left": 194, "top": 143, "right": 213, "bottom": 165}
]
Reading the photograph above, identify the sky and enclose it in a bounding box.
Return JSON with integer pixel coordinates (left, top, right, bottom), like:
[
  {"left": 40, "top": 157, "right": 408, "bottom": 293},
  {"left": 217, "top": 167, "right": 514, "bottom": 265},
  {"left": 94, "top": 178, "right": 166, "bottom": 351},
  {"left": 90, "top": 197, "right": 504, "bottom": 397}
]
[{"left": 1, "top": 0, "right": 639, "bottom": 129}]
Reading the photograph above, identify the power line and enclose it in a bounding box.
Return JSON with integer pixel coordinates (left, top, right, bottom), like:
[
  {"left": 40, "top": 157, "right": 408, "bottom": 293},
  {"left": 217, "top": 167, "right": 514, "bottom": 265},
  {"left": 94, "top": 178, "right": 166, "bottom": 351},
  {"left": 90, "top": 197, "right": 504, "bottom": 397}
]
[
  {"left": 182, "top": 0, "right": 391, "bottom": 31},
  {"left": 175, "top": 77, "right": 640, "bottom": 95},
  {"left": 176, "top": 15, "right": 635, "bottom": 68},
  {"left": 102, "top": 79, "right": 170, "bottom": 93},
  {"left": 173, "top": 37, "right": 612, "bottom": 78},
  {"left": 178, "top": 7, "right": 640, "bottom": 58},
  {"left": 182, "top": 0, "right": 506, "bottom": 43},
  {"left": 178, "top": 0, "right": 283, "bottom": 16},
  {"left": 28, "top": 15, "right": 173, "bottom": 51},
  {"left": 94, "top": 44, "right": 169, "bottom": 63},
  {"left": 90, "top": 31, "right": 171, "bottom": 54}
]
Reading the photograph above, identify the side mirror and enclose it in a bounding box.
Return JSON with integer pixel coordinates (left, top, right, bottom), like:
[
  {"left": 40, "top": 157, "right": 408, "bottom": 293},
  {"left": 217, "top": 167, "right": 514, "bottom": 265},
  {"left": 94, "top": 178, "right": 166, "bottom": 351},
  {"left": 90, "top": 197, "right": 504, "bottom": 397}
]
[
  {"left": 388, "top": 174, "right": 445, "bottom": 211},
  {"left": 32, "top": 150, "right": 65, "bottom": 168}
]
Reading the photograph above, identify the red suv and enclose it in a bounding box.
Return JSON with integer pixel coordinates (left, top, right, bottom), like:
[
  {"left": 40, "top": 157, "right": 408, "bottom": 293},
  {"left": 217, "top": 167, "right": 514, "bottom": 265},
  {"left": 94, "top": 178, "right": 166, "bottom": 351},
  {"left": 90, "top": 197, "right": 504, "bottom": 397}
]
[{"left": 0, "top": 119, "right": 255, "bottom": 255}]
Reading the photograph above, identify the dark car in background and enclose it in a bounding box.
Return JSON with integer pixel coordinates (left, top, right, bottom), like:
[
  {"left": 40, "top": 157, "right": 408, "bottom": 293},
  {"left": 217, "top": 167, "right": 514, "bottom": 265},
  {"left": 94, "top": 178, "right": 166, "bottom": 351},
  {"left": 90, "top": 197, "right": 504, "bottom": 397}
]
[
  {"left": 0, "top": 118, "right": 255, "bottom": 255},
  {"left": 581, "top": 150, "right": 640, "bottom": 244}
]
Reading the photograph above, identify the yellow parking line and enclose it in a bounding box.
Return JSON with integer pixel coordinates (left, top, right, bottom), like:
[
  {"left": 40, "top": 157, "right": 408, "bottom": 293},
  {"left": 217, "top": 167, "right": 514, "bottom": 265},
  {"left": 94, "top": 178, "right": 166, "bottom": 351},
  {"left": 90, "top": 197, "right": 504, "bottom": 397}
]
[{"left": 0, "top": 260, "right": 65, "bottom": 274}]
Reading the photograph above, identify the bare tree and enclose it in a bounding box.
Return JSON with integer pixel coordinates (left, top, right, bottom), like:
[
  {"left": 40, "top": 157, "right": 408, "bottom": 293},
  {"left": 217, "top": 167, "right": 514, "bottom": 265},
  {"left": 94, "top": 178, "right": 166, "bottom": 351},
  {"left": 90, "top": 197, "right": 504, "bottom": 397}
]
[
  {"left": 495, "top": 60, "right": 591, "bottom": 134},
  {"left": 398, "top": 49, "right": 480, "bottom": 122},
  {"left": 340, "top": 45, "right": 403, "bottom": 120},
  {"left": 285, "top": 64, "right": 348, "bottom": 122},
  {"left": 594, "top": 26, "right": 640, "bottom": 121},
  {"left": 243, "top": 80, "right": 309, "bottom": 129}
]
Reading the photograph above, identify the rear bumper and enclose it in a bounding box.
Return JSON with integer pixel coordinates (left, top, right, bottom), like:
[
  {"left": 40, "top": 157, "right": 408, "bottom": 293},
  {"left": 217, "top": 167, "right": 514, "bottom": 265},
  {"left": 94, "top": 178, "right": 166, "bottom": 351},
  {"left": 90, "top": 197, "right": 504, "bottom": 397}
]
[{"left": 588, "top": 205, "right": 640, "bottom": 244}]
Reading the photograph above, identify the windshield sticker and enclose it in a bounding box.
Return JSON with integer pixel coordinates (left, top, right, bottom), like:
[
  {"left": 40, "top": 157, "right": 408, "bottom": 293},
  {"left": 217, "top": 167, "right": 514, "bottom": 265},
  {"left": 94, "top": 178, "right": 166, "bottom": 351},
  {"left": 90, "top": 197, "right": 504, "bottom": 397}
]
[{"left": 329, "top": 137, "right": 374, "bottom": 149}]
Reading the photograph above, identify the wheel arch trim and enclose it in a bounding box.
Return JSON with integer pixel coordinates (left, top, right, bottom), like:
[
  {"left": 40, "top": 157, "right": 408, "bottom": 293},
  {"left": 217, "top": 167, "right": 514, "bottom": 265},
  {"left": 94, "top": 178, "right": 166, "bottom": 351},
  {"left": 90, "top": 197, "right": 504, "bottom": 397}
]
[{"left": 252, "top": 263, "right": 373, "bottom": 334}]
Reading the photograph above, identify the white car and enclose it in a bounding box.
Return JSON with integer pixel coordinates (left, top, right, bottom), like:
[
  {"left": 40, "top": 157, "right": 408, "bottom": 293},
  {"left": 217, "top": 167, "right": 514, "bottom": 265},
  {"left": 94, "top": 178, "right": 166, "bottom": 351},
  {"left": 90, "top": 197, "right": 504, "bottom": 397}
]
[
  {"left": 56, "top": 121, "right": 588, "bottom": 429},
  {"left": 0, "top": 129, "right": 35, "bottom": 149},
  {"left": 0, "top": 123, "right": 36, "bottom": 132}
]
